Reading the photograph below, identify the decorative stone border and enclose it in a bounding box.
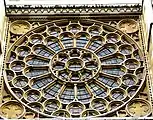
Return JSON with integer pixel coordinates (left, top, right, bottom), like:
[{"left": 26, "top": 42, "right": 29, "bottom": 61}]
[{"left": 5, "top": 4, "right": 142, "bottom": 16}]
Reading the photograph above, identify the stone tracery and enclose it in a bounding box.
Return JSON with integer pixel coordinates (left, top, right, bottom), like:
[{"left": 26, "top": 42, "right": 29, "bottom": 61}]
[{"left": 3, "top": 19, "right": 148, "bottom": 118}]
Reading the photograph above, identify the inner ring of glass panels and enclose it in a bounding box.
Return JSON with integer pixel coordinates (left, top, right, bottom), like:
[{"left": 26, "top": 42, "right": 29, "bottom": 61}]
[
  {"left": 4, "top": 19, "right": 145, "bottom": 118},
  {"left": 50, "top": 48, "right": 101, "bottom": 84}
]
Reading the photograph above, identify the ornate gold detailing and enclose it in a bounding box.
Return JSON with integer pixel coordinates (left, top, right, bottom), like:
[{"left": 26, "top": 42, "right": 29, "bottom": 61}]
[
  {"left": 118, "top": 19, "right": 138, "bottom": 33},
  {"left": 0, "top": 100, "right": 25, "bottom": 118},
  {"left": 4, "top": 19, "right": 146, "bottom": 118},
  {"left": 10, "top": 20, "right": 31, "bottom": 35},
  {"left": 126, "top": 98, "right": 151, "bottom": 117}
]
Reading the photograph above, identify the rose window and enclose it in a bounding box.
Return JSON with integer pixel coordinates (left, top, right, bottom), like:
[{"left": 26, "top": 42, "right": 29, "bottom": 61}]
[{"left": 5, "top": 19, "right": 145, "bottom": 118}]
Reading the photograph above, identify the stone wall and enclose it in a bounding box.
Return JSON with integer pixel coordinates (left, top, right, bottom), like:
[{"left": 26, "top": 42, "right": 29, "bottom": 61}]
[{"left": 0, "top": 0, "right": 5, "bottom": 53}]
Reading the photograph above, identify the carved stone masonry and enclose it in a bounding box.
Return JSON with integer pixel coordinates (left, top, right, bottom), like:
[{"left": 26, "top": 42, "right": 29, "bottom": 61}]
[{"left": 6, "top": 4, "right": 142, "bottom": 16}]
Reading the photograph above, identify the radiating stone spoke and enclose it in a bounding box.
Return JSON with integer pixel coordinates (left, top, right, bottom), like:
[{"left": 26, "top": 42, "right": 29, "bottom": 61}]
[
  {"left": 102, "top": 65, "right": 126, "bottom": 77},
  {"left": 87, "top": 36, "right": 105, "bottom": 51},
  {"left": 30, "top": 73, "right": 55, "bottom": 89},
  {"left": 88, "top": 82, "right": 108, "bottom": 98},
  {"left": 33, "top": 44, "right": 55, "bottom": 58},
  {"left": 25, "top": 54, "right": 50, "bottom": 66},
  {"left": 100, "top": 53, "right": 125, "bottom": 65},
  {"left": 59, "top": 85, "right": 75, "bottom": 104},
  {"left": 77, "top": 85, "right": 92, "bottom": 103},
  {"left": 76, "top": 32, "right": 89, "bottom": 48},
  {"left": 45, "top": 36, "right": 63, "bottom": 52},
  {"left": 95, "top": 43, "right": 117, "bottom": 57},
  {"left": 97, "top": 73, "right": 121, "bottom": 88},
  {"left": 24, "top": 66, "right": 50, "bottom": 78},
  {"left": 59, "top": 32, "right": 74, "bottom": 48},
  {"left": 43, "top": 82, "right": 62, "bottom": 99}
]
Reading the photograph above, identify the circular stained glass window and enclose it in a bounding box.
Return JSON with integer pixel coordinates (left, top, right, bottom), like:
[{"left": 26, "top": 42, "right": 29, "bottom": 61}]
[{"left": 5, "top": 19, "right": 145, "bottom": 118}]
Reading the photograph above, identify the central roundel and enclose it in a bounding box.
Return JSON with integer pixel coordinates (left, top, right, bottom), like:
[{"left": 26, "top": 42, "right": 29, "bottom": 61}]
[
  {"left": 50, "top": 48, "right": 100, "bottom": 83},
  {"left": 67, "top": 58, "right": 84, "bottom": 71}
]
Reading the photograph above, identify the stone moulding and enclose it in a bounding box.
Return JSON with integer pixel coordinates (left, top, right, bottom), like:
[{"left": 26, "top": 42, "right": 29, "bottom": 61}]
[{"left": 5, "top": 4, "right": 142, "bottom": 16}]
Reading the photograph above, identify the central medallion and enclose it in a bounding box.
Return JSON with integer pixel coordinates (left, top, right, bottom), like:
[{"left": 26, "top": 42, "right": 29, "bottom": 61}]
[
  {"left": 67, "top": 58, "right": 84, "bottom": 71},
  {"left": 50, "top": 48, "right": 101, "bottom": 83}
]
